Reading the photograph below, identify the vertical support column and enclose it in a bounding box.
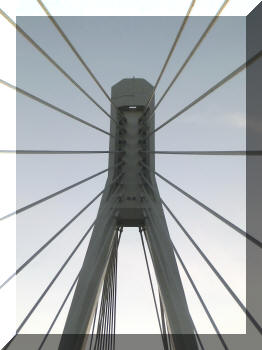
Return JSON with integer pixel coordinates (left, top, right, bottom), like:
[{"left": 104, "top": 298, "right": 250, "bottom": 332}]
[
  {"left": 58, "top": 202, "right": 118, "bottom": 350},
  {"left": 143, "top": 206, "right": 198, "bottom": 349}
]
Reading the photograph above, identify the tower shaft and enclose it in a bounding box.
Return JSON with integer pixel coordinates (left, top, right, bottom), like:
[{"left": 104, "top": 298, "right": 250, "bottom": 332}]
[{"left": 59, "top": 78, "right": 198, "bottom": 350}]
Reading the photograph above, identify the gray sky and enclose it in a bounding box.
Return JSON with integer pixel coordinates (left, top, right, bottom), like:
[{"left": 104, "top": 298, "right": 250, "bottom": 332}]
[{"left": 13, "top": 13, "right": 246, "bottom": 341}]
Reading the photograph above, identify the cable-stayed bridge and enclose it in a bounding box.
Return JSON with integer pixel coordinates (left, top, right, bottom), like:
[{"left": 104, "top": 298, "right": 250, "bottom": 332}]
[{"left": 0, "top": 1, "right": 262, "bottom": 349}]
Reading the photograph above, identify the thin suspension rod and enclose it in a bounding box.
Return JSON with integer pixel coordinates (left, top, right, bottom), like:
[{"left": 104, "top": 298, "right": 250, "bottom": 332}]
[
  {"left": 0, "top": 79, "right": 113, "bottom": 137},
  {"left": 100, "top": 270, "right": 110, "bottom": 350},
  {"left": 192, "top": 320, "right": 206, "bottom": 350},
  {"left": 94, "top": 279, "right": 107, "bottom": 350},
  {"left": 105, "top": 260, "right": 113, "bottom": 350},
  {"left": 97, "top": 228, "right": 120, "bottom": 350},
  {"left": 105, "top": 233, "right": 118, "bottom": 349},
  {"left": 0, "top": 9, "right": 116, "bottom": 123},
  {"left": 0, "top": 189, "right": 104, "bottom": 290},
  {"left": 171, "top": 243, "right": 229, "bottom": 350},
  {"left": 113, "top": 227, "right": 122, "bottom": 349},
  {"left": 159, "top": 294, "right": 170, "bottom": 350},
  {"left": 139, "top": 228, "right": 163, "bottom": 334},
  {"left": 89, "top": 303, "right": 98, "bottom": 350},
  {"left": 93, "top": 227, "right": 121, "bottom": 350},
  {"left": 147, "top": 0, "right": 230, "bottom": 120},
  {"left": 97, "top": 227, "right": 118, "bottom": 344},
  {"left": 110, "top": 264, "right": 115, "bottom": 350},
  {"left": 94, "top": 229, "right": 118, "bottom": 350},
  {"left": 95, "top": 249, "right": 112, "bottom": 350},
  {"left": 142, "top": 163, "right": 262, "bottom": 249},
  {"left": 0, "top": 162, "right": 123, "bottom": 221},
  {"left": 99, "top": 283, "right": 110, "bottom": 348},
  {"left": 38, "top": 273, "right": 80, "bottom": 350},
  {"left": 161, "top": 199, "right": 262, "bottom": 335},
  {"left": 144, "top": 150, "right": 262, "bottom": 156},
  {"left": 37, "top": 0, "right": 119, "bottom": 111},
  {"left": 145, "top": 0, "right": 196, "bottom": 110},
  {"left": 139, "top": 227, "right": 168, "bottom": 350},
  {"left": 104, "top": 256, "right": 114, "bottom": 349},
  {"left": 0, "top": 150, "right": 122, "bottom": 154},
  {"left": 99, "top": 248, "right": 112, "bottom": 350},
  {"left": 112, "top": 239, "right": 117, "bottom": 350},
  {"left": 150, "top": 48, "right": 262, "bottom": 135},
  {"left": 108, "top": 236, "right": 117, "bottom": 350}
]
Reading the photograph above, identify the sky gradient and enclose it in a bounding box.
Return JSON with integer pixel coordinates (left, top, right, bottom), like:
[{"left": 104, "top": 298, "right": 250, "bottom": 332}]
[{"left": 15, "top": 14, "right": 245, "bottom": 334}]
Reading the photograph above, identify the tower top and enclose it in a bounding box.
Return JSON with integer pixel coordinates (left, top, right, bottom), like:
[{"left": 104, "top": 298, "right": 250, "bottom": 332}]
[{"left": 111, "top": 78, "right": 153, "bottom": 108}]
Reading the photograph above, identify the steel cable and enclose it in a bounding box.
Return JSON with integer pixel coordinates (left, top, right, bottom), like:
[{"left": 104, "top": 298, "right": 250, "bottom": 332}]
[
  {"left": 149, "top": 48, "right": 262, "bottom": 135},
  {"left": 161, "top": 199, "right": 262, "bottom": 335},
  {"left": 172, "top": 243, "right": 229, "bottom": 350},
  {"left": 147, "top": 0, "right": 230, "bottom": 120},
  {"left": 37, "top": 0, "right": 119, "bottom": 112},
  {"left": 143, "top": 150, "right": 261, "bottom": 156},
  {"left": 38, "top": 273, "right": 80, "bottom": 350},
  {"left": 140, "top": 226, "right": 171, "bottom": 350},
  {"left": 141, "top": 162, "right": 262, "bottom": 249},
  {"left": 0, "top": 150, "right": 121, "bottom": 154},
  {"left": 0, "top": 9, "right": 116, "bottom": 123},
  {"left": 89, "top": 304, "right": 98, "bottom": 350},
  {"left": 140, "top": 172, "right": 262, "bottom": 336},
  {"left": 145, "top": 0, "right": 196, "bottom": 110},
  {"left": 0, "top": 79, "right": 113, "bottom": 137},
  {"left": 0, "top": 172, "right": 123, "bottom": 291},
  {"left": 0, "top": 189, "right": 104, "bottom": 289},
  {"left": 0, "top": 161, "right": 124, "bottom": 221}
]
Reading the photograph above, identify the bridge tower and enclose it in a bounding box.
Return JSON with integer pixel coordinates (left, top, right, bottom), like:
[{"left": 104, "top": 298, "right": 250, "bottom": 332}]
[{"left": 59, "top": 78, "right": 198, "bottom": 350}]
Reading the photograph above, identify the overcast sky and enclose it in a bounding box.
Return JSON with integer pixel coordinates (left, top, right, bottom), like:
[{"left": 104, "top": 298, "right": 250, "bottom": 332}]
[{"left": 1, "top": 1, "right": 260, "bottom": 349}]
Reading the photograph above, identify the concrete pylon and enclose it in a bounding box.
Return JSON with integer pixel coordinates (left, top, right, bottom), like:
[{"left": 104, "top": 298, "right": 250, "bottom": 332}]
[{"left": 59, "top": 78, "right": 198, "bottom": 350}]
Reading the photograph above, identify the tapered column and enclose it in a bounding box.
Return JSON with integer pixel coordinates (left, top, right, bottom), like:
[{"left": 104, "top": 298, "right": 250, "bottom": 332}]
[{"left": 58, "top": 197, "right": 118, "bottom": 350}]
